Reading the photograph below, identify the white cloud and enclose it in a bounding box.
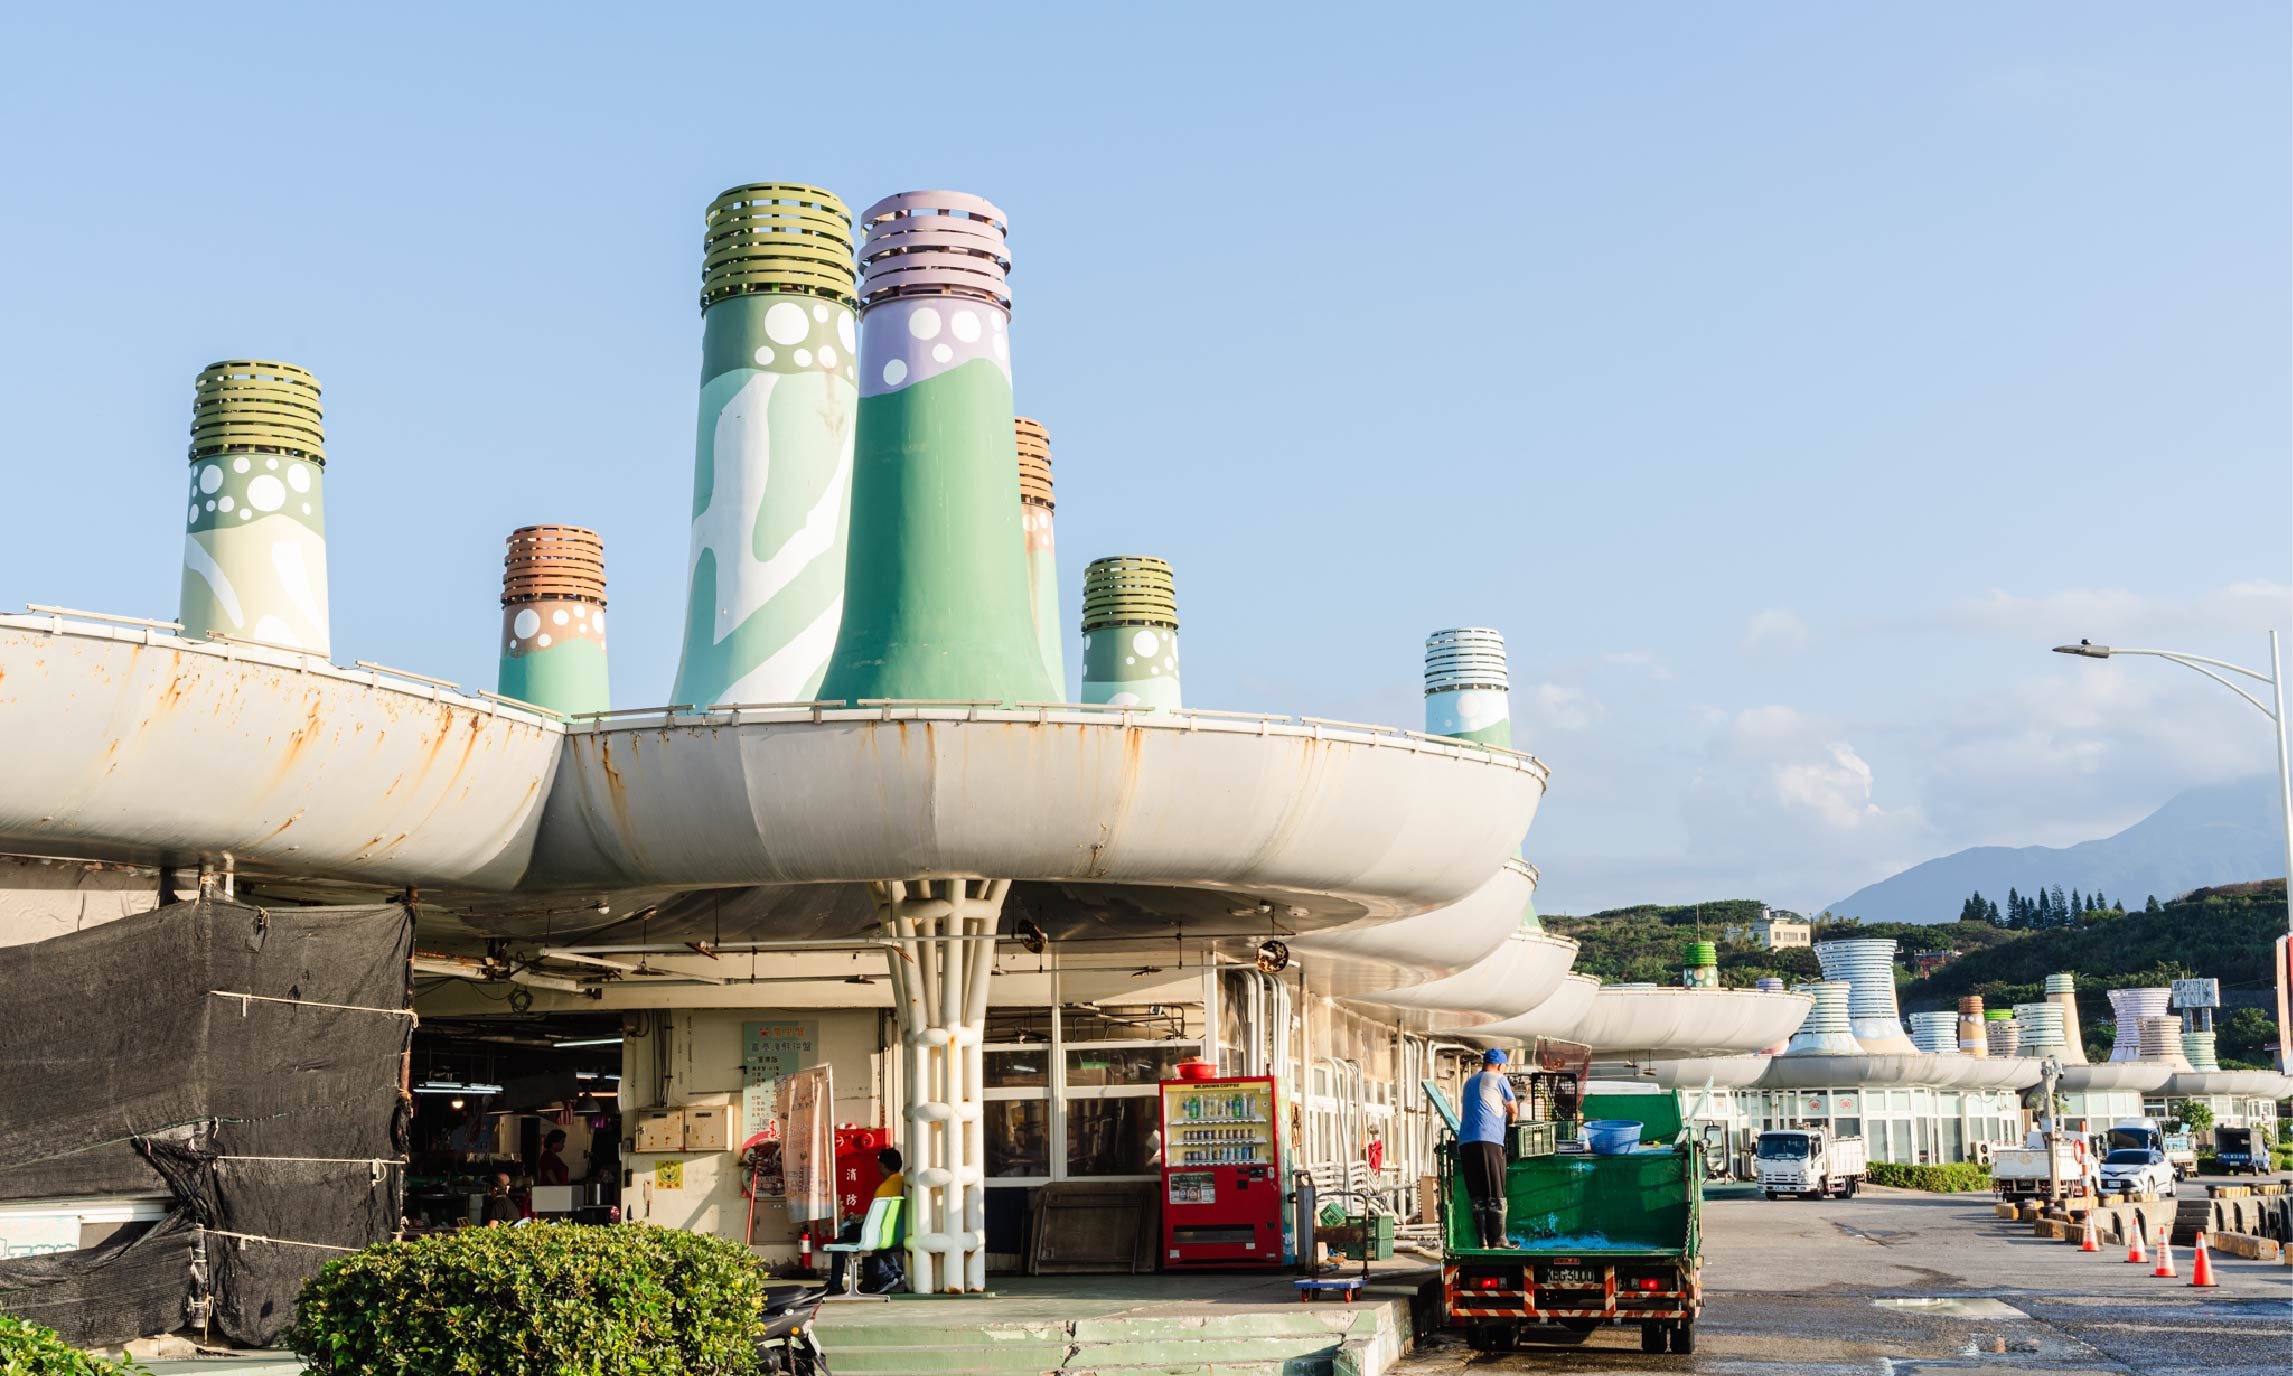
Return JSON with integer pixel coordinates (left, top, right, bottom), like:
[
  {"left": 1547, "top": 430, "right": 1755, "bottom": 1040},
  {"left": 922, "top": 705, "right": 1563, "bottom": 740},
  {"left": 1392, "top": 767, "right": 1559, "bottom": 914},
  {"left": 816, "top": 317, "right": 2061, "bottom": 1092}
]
[
  {"left": 1521, "top": 682, "right": 1605, "bottom": 732},
  {"left": 1679, "top": 706, "right": 1934, "bottom": 908},
  {"left": 1879, "top": 581, "right": 2292, "bottom": 642},
  {"left": 1601, "top": 649, "right": 1674, "bottom": 680},
  {"left": 1742, "top": 608, "right": 1810, "bottom": 653}
]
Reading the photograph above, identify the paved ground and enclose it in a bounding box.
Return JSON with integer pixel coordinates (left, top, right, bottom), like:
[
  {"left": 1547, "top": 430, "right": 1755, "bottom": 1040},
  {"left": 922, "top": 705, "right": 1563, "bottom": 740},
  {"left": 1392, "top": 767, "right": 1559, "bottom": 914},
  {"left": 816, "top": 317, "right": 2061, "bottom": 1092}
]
[{"left": 1398, "top": 1181, "right": 2293, "bottom": 1375}]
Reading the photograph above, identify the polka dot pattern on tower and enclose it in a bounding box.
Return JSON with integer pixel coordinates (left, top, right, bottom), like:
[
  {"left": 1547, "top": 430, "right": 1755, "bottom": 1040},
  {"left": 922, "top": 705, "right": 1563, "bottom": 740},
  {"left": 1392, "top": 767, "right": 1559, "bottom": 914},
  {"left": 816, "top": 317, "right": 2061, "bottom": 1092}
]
[
  {"left": 1080, "top": 556, "right": 1181, "bottom": 710},
  {"left": 178, "top": 360, "right": 332, "bottom": 654}
]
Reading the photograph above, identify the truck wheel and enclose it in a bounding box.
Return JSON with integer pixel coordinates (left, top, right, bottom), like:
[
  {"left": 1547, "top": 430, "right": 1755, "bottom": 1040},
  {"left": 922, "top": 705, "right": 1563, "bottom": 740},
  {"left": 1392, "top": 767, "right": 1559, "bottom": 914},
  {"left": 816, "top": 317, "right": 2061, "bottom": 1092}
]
[
  {"left": 1763, "top": 1190, "right": 1777, "bottom": 1200},
  {"left": 1668, "top": 1321, "right": 1697, "bottom": 1354},
  {"left": 1640, "top": 1323, "right": 1666, "bottom": 1354},
  {"left": 1465, "top": 1324, "right": 1512, "bottom": 1352},
  {"left": 1842, "top": 1177, "right": 1859, "bottom": 1198}
]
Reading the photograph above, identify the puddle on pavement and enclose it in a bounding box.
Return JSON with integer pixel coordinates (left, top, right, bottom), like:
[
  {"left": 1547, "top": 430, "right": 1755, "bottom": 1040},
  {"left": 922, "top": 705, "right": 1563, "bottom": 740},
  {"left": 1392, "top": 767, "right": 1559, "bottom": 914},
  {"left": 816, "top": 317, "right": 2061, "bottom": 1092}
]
[{"left": 1873, "top": 1298, "right": 2027, "bottom": 1320}]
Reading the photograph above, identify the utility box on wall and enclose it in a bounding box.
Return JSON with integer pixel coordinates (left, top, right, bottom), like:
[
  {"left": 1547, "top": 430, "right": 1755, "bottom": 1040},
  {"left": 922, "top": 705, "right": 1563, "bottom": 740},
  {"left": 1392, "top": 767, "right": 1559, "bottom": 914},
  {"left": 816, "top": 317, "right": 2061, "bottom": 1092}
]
[
  {"left": 635, "top": 1110, "right": 685, "bottom": 1153},
  {"left": 684, "top": 1104, "right": 731, "bottom": 1152}
]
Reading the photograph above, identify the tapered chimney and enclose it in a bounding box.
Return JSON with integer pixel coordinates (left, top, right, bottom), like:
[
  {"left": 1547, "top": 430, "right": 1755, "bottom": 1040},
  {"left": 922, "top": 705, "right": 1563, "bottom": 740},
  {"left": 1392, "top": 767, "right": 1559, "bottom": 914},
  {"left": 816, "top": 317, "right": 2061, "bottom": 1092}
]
[
  {"left": 1423, "top": 628, "right": 1512, "bottom": 747},
  {"left": 672, "top": 183, "right": 859, "bottom": 708},
  {"left": 819, "top": 191, "right": 1050, "bottom": 704},
  {"left": 1014, "top": 417, "right": 1064, "bottom": 695},
  {"left": 179, "top": 360, "right": 330, "bottom": 654},
  {"left": 499, "top": 525, "right": 609, "bottom": 715},
  {"left": 1080, "top": 557, "right": 1180, "bottom": 710}
]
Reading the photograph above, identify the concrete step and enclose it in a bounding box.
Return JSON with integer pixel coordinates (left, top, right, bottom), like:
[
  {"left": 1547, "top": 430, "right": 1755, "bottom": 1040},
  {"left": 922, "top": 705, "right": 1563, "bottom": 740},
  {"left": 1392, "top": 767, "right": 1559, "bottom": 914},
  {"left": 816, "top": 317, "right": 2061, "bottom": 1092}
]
[{"left": 823, "top": 1337, "right": 1346, "bottom": 1372}]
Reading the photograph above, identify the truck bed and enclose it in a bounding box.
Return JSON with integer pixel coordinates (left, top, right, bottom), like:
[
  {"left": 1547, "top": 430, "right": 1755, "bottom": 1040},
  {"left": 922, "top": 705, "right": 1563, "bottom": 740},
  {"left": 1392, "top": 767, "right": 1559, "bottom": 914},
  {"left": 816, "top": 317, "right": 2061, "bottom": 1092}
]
[{"left": 1443, "top": 1144, "right": 1701, "bottom": 1258}]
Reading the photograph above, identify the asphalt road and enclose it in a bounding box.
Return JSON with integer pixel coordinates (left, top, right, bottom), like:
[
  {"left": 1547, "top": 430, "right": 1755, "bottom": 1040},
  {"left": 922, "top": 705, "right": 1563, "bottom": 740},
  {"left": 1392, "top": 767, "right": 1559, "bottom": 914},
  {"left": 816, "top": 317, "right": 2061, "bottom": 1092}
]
[{"left": 1398, "top": 1180, "right": 2293, "bottom": 1375}]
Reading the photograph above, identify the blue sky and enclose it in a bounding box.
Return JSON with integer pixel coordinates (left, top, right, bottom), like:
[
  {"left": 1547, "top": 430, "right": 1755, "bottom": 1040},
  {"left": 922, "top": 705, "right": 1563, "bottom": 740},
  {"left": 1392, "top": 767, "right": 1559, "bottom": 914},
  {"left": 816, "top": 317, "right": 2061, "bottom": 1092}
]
[{"left": 2, "top": 4, "right": 2286, "bottom": 912}]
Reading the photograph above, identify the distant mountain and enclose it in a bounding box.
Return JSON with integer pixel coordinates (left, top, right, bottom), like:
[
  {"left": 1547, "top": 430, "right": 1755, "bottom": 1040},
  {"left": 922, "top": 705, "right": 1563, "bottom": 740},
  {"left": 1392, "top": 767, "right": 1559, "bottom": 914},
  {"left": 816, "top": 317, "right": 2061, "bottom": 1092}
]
[{"left": 1830, "top": 775, "right": 2285, "bottom": 922}]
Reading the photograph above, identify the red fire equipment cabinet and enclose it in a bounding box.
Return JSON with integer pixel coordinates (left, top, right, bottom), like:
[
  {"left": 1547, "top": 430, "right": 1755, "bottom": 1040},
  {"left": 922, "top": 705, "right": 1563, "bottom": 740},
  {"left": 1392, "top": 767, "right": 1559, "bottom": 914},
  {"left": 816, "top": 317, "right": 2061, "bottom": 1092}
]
[
  {"left": 833, "top": 1126, "right": 888, "bottom": 1225},
  {"left": 1159, "top": 1074, "right": 1287, "bottom": 1268}
]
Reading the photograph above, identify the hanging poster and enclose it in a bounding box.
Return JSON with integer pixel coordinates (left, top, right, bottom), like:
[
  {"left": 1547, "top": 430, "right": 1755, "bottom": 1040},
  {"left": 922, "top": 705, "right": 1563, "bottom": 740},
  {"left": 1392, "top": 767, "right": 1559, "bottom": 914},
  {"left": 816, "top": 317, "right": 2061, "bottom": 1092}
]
[
  {"left": 779, "top": 1064, "right": 836, "bottom": 1224},
  {"left": 742, "top": 1019, "right": 819, "bottom": 1137}
]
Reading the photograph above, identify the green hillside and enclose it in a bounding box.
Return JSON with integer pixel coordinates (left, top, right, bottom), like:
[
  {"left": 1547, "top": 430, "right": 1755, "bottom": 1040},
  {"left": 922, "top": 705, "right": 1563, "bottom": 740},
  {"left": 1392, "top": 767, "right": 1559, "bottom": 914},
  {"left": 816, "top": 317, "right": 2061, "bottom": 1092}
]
[{"left": 1546, "top": 880, "right": 2286, "bottom": 1069}]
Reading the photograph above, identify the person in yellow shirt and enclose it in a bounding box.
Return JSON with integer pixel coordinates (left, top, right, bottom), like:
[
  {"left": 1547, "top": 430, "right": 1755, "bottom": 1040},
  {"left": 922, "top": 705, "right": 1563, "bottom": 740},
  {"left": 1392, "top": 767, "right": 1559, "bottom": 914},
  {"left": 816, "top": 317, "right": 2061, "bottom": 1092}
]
[
  {"left": 872, "top": 1147, "right": 904, "bottom": 1200},
  {"left": 827, "top": 1146, "right": 906, "bottom": 1292}
]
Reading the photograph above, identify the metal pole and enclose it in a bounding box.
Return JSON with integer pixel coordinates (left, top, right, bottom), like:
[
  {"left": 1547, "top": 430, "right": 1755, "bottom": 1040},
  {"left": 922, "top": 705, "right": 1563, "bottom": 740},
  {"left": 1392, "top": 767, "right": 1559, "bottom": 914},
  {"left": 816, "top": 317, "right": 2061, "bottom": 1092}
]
[{"left": 2271, "top": 631, "right": 2293, "bottom": 945}]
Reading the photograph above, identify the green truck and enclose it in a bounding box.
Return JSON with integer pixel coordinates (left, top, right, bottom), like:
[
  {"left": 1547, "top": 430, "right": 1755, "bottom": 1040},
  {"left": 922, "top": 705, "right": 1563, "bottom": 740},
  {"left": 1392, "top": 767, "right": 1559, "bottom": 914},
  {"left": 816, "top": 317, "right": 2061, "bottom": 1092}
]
[{"left": 1429, "top": 1072, "right": 1705, "bottom": 1355}]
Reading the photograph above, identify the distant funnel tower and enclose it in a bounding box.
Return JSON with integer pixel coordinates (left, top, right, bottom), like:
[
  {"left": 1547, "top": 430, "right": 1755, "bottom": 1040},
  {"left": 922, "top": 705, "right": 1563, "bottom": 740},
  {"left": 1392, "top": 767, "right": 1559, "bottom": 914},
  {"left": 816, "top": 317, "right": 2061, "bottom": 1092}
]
[
  {"left": 1014, "top": 418, "right": 1064, "bottom": 695},
  {"left": 672, "top": 184, "right": 859, "bottom": 708},
  {"left": 178, "top": 360, "right": 330, "bottom": 654},
  {"left": 1815, "top": 939, "right": 1916, "bottom": 1053},
  {"left": 1080, "top": 557, "right": 1180, "bottom": 709},
  {"left": 1784, "top": 981, "right": 1862, "bottom": 1056},
  {"left": 821, "top": 191, "right": 1052, "bottom": 704},
  {"left": 1423, "top": 628, "right": 1512, "bottom": 747},
  {"left": 498, "top": 525, "right": 609, "bottom": 716},
  {"left": 1424, "top": 627, "right": 1544, "bottom": 931}
]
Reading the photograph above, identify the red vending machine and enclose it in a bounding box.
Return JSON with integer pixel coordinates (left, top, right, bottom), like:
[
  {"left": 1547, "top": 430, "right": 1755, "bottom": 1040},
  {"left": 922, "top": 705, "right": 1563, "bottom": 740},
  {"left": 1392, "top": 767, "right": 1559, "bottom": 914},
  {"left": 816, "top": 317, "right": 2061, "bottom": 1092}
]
[{"left": 1159, "top": 1074, "right": 1286, "bottom": 1268}]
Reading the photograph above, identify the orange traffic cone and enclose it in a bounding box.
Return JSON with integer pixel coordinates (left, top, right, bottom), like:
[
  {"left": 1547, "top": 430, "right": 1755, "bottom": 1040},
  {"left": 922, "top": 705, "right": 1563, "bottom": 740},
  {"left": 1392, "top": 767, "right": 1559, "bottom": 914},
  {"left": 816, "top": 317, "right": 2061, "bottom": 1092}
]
[
  {"left": 2079, "top": 1223, "right": 2100, "bottom": 1253},
  {"left": 2189, "top": 1237, "right": 2218, "bottom": 1288},
  {"left": 2125, "top": 1225, "right": 2147, "bottom": 1265},
  {"left": 2152, "top": 1225, "right": 2176, "bottom": 1279}
]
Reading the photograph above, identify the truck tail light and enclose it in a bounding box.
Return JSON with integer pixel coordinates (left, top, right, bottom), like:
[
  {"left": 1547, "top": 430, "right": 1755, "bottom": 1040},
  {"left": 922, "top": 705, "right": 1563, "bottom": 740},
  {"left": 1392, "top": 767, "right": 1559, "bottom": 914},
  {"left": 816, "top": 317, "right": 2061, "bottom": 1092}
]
[{"left": 1631, "top": 1277, "right": 1664, "bottom": 1292}]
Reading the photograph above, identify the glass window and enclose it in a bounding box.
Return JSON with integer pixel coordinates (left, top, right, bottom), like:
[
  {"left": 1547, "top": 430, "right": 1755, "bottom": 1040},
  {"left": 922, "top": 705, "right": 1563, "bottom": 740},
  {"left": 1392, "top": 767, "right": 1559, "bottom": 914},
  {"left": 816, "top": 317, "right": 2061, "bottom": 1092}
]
[
  {"left": 1065, "top": 1096, "right": 1160, "bottom": 1176},
  {"left": 1059, "top": 1005, "right": 1192, "bottom": 1043},
  {"left": 1835, "top": 1117, "right": 1861, "bottom": 1141},
  {"left": 985, "top": 1008, "right": 1055, "bottom": 1044},
  {"left": 1888, "top": 1120, "right": 1912, "bottom": 1163},
  {"left": 985, "top": 1099, "right": 1051, "bottom": 1179},
  {"left": 985, "top": 1049, "right": 1052, "bottom": 1088},
  {"left": 1939, "top": 1117, "right": 1964, "bottom": 1162},
  {"left": 1065, "top": 1045, "right": 1189, "bottom": 1088}
]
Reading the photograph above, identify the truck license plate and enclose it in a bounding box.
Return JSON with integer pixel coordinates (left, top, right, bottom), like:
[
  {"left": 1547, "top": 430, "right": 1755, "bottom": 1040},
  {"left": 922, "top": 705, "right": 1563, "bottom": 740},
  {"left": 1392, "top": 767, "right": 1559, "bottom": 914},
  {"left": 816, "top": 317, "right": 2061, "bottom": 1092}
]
[{"left": 1542, "top": 1265, "right": 1600, "bottom": 1287}]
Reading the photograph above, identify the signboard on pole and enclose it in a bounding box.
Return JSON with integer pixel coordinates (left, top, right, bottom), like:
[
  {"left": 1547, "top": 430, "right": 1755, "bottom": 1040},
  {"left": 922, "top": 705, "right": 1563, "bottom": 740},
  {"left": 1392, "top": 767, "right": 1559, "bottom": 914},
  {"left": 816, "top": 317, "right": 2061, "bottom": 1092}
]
[
  {"left": 779, "top": 1064, "right": 835, "bottom": 1225},
  {"left": 2170, "top": 978, "right": 2220, "bottom": 1010}
]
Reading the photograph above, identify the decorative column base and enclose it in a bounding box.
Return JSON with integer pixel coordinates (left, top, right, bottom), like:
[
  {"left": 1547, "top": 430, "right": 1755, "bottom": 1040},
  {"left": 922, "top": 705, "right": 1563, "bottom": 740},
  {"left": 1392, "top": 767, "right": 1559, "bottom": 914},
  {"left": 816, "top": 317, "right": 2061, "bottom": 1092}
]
[{"left": 872, "top": 877, "right": 1007, "bottom": 1294}]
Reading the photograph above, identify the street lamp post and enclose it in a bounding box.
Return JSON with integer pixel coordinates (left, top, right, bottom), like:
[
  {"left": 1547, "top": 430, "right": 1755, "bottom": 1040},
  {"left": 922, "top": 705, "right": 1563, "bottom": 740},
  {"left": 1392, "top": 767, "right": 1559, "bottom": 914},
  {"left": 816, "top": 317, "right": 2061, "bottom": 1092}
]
[{"left": 2051, "top": 631, "right": 2293, "bottom": 943}]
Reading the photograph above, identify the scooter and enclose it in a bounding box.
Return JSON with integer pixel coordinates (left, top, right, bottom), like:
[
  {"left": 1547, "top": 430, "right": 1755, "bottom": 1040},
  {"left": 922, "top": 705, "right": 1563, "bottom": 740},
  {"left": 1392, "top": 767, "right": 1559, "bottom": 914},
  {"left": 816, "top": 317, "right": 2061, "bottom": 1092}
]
[{"left": 756, "top": 1283, "right": 830, "bottom": 1375}]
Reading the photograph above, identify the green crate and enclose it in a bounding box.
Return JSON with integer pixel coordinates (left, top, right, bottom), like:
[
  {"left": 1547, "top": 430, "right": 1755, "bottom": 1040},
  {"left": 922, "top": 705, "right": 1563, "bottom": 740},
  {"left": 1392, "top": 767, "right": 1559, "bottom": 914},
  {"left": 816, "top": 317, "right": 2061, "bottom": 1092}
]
[
  {"left": 1334, "top": 1212, "right": 1394, "bottom": 1261},
  {"left": 1507, "top": 1120, "right": 1557, "bottom": 1159}
]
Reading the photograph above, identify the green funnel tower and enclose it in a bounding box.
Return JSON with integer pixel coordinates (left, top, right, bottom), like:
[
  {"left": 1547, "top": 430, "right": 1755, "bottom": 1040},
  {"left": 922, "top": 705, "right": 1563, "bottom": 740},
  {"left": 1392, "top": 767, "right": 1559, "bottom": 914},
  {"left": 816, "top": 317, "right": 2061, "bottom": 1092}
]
[
  {"left": 178, "top": 360, "right": 331, "bottom": 654},
  {"left": 1425, "top": 627, "right": 1541, "bottom": 929},
  {"left": 671, "top": 184, "right": 860, "bottom": 708},
  {"left": 498, "top": 524, "right": 610, "bottom": 715},
  {"left": 1080, "top": 557, "right": 1180, "bottom": 710},
  {"left": 1014, "top": 417, "right": 1065, "bottom": 696},
  {"left": 819, "top": 191, "right": 1052, "bottom": 705}
]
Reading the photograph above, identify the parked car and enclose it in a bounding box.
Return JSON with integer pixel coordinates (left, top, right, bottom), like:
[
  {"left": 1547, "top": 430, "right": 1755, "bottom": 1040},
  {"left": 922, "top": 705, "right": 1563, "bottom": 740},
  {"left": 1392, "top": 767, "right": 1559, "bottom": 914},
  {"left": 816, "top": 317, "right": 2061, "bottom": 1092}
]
[{"left": 2097, "top": 1147, "right": 2176, "bottom": 1198}]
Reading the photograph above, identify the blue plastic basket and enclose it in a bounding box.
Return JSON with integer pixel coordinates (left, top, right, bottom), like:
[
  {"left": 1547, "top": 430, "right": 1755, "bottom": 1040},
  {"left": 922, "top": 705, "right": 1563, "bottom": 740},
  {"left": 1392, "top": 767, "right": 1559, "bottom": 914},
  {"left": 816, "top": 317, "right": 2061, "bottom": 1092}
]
[{"left": 1581, "top": 1119, "right": 1644, "bottom": 1155}]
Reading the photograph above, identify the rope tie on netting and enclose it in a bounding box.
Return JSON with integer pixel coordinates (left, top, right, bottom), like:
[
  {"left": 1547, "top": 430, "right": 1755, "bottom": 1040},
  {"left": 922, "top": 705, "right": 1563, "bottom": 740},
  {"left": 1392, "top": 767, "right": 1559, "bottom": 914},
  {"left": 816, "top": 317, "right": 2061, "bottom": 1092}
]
[{"left": 208, "top": 989, "right": 418, "bottom": 1021}]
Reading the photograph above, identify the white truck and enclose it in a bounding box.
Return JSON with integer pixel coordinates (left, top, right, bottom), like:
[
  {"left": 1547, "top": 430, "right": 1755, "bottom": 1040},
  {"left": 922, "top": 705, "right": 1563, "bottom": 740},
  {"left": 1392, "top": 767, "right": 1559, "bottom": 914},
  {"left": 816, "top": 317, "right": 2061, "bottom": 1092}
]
[
  {"left": 1755, "top": 1129, "right": 1867, "bottom": 1200},
  {"left": 1990, "top": 1134, "right": 2096, "bottom": 1200}
]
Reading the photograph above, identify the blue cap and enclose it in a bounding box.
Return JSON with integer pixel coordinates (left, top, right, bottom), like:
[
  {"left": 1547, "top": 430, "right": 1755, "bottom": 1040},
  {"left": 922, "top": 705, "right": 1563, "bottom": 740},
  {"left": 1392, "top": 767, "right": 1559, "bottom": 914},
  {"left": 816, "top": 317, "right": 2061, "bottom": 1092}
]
[{"left": 1482, "top": 1048, "right": 1508, "bottom": 1065}]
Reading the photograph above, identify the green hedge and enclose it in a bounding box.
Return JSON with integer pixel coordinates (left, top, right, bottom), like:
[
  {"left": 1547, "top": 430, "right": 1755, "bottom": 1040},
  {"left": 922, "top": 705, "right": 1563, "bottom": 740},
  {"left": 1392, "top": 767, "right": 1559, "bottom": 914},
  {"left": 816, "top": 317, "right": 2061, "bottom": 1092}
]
[
  {"left": 1866, "top": 1161, "right": 1992, "bottom": 1193},
  {"left": 291, "top": 1223, "right": 768, "bottom": 1376},
  {"left": 0, "top": 1315, "right": 150, "bottom": 1375}
]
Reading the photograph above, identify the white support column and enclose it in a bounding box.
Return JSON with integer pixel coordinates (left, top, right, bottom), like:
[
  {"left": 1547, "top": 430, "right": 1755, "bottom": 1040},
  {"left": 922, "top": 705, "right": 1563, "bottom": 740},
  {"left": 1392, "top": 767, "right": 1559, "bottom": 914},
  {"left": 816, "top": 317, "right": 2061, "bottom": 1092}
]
[{"left": 872, "top": 877, "right": 1007, "bottom": 1294}]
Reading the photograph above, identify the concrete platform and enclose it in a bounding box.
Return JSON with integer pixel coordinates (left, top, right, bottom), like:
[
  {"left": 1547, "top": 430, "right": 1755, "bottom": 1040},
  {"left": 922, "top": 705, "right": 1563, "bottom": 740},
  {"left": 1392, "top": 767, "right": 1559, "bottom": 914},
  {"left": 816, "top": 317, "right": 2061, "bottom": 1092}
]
[{"left": 812, "top": 1269, "right": 1430, "bottom": 1376}]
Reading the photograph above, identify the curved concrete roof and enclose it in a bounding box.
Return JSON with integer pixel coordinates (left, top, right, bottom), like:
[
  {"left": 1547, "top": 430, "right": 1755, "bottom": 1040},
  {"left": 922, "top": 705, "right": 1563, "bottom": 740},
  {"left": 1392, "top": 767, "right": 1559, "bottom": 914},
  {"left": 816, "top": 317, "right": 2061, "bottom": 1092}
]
[
  {"left": 523, "top": 706, "right": 1545, "bottom": 925},
  {"left": 1640, "top": 1055, "right": 1773, "bottom": 1089},
  {"left": 0, "top": 615, "right": 561, "bottom": 888},
  {"left": 1523, "top": 986, "right": 1814, "bottom": 1058},
  {"left": 1754, "top": 1053, "right": 2042, "bottom": 1091},
  {"left": 2059, "top": 1063, "right": 2175, "bottom": 1094},
  {"left": 3, "top": 615, "right": 1548, "bottom": 945},
  {"left": 2163, "top": 1070, "right": 2293, "bottom": 1098},
  {"left": 1440, "top": 973, "right": 1599, "bottom": 1042},
  {"left": 1341, "top": 926, "right": 1579, "bottom": 1021},
  {"left": 1291, "top": 858, "right": 1539, "bottom": 981}
]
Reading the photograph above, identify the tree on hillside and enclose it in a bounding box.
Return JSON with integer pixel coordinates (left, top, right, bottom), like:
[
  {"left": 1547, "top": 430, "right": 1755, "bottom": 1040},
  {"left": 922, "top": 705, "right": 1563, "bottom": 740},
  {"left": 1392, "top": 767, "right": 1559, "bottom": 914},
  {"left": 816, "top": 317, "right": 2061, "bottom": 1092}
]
[
  {"left": 2219, "top": 1007, "right": 2279, "bottom": 1068},
  {"left": 2145, "top": 895, "right": 2160, "bottom": 914}
]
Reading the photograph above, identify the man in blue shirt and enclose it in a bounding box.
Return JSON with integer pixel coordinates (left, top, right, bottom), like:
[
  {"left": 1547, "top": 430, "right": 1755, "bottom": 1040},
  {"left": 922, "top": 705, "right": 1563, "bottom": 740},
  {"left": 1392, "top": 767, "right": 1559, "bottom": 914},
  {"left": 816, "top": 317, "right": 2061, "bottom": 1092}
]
[{"left": 1457, "top": 1048, "right": 1517, "bottom": 1248}]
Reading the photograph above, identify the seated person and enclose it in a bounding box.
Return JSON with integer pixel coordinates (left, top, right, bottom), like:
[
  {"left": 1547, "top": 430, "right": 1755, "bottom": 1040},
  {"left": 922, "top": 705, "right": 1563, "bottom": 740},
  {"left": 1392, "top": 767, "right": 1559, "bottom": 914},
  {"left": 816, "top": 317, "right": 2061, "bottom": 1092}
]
[{"left": 826, "top": 1148, "right": 905, "bottom": 1292}]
